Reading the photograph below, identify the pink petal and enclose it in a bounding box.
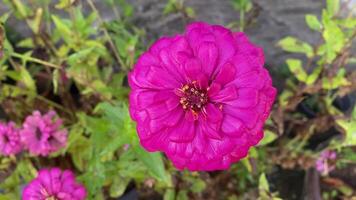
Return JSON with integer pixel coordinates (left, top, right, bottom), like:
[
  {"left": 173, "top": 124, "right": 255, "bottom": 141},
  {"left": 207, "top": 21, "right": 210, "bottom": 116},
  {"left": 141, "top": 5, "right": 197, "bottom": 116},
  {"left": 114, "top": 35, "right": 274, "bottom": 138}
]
[
  {"left": 213, "top": 62, "right": 236, "bottom": 86},
  {"left": 197, "top": 42, "right": 218, "bottom": 76},
  {"left": 169, "top": 120, "right": 196, "bottom": 143}
]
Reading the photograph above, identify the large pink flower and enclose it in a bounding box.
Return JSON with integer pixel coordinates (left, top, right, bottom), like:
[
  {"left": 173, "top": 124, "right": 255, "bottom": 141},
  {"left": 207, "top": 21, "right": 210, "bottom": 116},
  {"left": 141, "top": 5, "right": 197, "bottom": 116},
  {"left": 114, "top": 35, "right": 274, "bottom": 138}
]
[
  {"left": 0, "top": 121, "right": 22, "bottom": 156},
  {"left": 21, "top": 111, "right": 67, "bottom": 156},
  {"left": 22, "top": 168, "right": 86, "bottom": 200},
  {"left": 129, "top": 22, "right": 276, "bottom": 171}
]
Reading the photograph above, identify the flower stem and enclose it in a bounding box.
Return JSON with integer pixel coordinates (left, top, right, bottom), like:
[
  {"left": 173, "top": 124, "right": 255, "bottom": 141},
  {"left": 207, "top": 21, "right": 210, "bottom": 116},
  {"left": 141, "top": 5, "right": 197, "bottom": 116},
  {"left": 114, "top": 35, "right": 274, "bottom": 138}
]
[{"left": 10, "top": 52, "right": 61, "bottom": 69}]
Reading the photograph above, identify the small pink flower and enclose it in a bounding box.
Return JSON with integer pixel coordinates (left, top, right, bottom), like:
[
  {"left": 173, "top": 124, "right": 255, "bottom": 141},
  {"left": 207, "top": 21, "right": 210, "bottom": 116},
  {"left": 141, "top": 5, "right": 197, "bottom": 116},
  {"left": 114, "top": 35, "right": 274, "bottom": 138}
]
[
  {"left": 21, "top": 110, "right": 67, "bottom": 156},
  {"left": 22, "top": 168, "right": 87, "bottom": 200},
  {"left": 315, "top": 150, "right": 337, "bottom": 175},
  {"left": 0, "top": 121, "right": 22, "bottom": 156},
  {"left": 129, "top": 22, "right": 276, "bottom": 171}
]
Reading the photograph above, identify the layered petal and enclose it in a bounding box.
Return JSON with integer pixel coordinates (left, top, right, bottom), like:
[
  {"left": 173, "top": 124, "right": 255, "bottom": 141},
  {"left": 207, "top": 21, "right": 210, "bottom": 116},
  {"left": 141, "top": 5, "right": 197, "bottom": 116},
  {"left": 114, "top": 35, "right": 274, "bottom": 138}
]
[
  {"left": 22, "top": 168, "right": 86, "bottom": 200},
  {"left": 129, "top": 22, "right": 276, "bottom": 171}
]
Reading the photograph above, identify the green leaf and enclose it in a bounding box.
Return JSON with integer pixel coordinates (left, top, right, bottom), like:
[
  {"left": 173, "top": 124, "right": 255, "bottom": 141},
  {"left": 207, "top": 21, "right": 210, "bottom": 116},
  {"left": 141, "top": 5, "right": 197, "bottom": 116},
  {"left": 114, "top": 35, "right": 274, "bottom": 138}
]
[
  {"left": 20, "top": 66, "right": 36, "bottom": 92},
  {"left": 305, "top": 65, "right": 322, "bottom": 85},
  {"left": 176, "top": 190, "right": 189, "bottom": 200},
  {"left": 259, "top": 173, "right": 269, "bottom": 192},
  {"left": 322, "top": 68, "right": 350, "bottom": 89},
  {"left": 322, "top": 10, "right": 345, "bottom": 63},
  {"left": 10, "top": 0, "right": 32, "bottom": 18},
  {"left": 286, "top": 59, "right": 308, "bottom": 82},
  {"left": 259, "top": 130, "right": 278, "bottom": 146},
  {"left": 326, "top": 0, "right": 340, "bottom": 16},
  {"left": 278, "top": 37, "right": 314, "bottom": 57},
  {"left": 27, "top": 8, "right": 43, "bottom": 34},
  {"left": 305, "top": 14, "right": 322, "bottom": 31},
  {"left": 68, "top": 136, "right": 92, "bottom": 171},
  {"left": 185, "top": 7, "right": 196, "bottom": 18},
  {"left": 53, "top": 69, "right": 59, "bottom": 94},
  {"left": 164, "top": 189, "right": 175, "bottom": 200},
  {"left": 51, "top": 15, "right": 73, "bottom": 44},
  {"left": 0, "top": 12, "right": 11, "bottom": 23},
  {"left": 109, "top": 177, "right": 130, "bottom": 198},
  {"left": 17, "top": 38, "right": 34, "bottom": 48},
  {"left": 191, "top": 179, "right": 206, "bottom": 193},
  {"left": 133, "top": 145, "right": 171, "bottom": 185},
  {"left": 55, "top": 0, "right": 75, "bottom": 9},
  {"left": 336, "top": 107, "right": 356, "bottom": 147},
  {"left": 232, "top": 0, "right": 252, "bottom": 12}
]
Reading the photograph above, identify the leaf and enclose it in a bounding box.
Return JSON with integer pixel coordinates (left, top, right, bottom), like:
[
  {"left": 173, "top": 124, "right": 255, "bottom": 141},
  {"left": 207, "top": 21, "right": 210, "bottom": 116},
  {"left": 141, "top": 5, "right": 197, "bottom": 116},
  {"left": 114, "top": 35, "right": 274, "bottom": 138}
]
[
  {"left": 306, "top": 65, "right": 322, "bottom": 85},
  {"left": 53, "top": 69, "right": 59, "bottom": 94},
  {"left": 164, "top": 189, "right": 175, "bottom": 200},
  {"left": 27, "top": 8, "right": 43, "bottom": 34},
  {"left": 336, "top": 106, "right": 356, "bottom": 147},
  {"left": 0, "top": 25, "right": 4, "bottom": 59},
  {"left": 322, "top": 68, "right": 350, "bottom": 90},
  {"left": 133, "top": 145, "right": 171, "bottom": 185},
  {"left": 191, "top": 179, "right": 206, "bottom": 193},
  {"left": 278, "top": 37, "right": 314, "bottom": 58},
  {"left": 118, "top": 0, "right": 134, "bottom": 17},
  {"left": 259, "top": 130, "right": 278, "bottom": 146},
  {"left": 11, "top": 0, "right": 32, "bottom": 18},
  {"left": 17, "top": 38, "right": 34, "bottom": 48},
  {"left": 232, "top": 0, "right": 252, "bottom": 12},
  {"left": 305, "top": 14, "right": 322, "bottom": 31},
  {"left": 51, "top": 15, "right": 73, "bottom": 44},
  {"left": 20, "top": 67, "right": 36, "bottom": 92},
  {"left": 68, "top": 136, "right": 92, "bottom": 171},
  {"left": 185, "top": 7, "right": 196, "bottom": 18},
  {"left": 176, "top": 190, "right": 189, "bottom": 200},
  {"left": 326, "top": 0, "right": 340, "bottom": 16},
  {"left": 322, "top": 10, "right": 345, "bottom": 63},
  {"left": 109, "top": 177, "right": 130, "bottom": 198},
  {"left": 259, "top": 173, "right": 269, "bottom": 192},
  {"left": 55, "top": 0, "right": 75, "bottom": 9},
  {"left": 286, "top": 59, "right": 307, "bottom": 82}
]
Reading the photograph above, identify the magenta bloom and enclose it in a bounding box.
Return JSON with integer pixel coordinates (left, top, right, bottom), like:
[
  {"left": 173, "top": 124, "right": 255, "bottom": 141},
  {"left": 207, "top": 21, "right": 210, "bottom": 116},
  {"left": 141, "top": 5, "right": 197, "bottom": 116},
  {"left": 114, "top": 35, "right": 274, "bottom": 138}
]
[
  {"left": 315, "top": 150, "right": 337, "bottom": 175},
  {"left": 129, "top": 22, "right": 276, "bottom": 171},
  {"left": 0, "top": 121, "right": 22, "bottom": 156},
  {"left": 22, "top": 168, "right": 86, "bottom": 200},
  {"left": 21, "top": 111, "right": 67, "bottom": 156}
]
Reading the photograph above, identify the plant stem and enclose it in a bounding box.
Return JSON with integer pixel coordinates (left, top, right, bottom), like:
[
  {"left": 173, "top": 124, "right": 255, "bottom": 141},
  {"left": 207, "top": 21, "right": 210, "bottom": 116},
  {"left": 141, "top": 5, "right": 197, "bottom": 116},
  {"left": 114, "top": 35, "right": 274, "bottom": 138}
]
[
  {"left": 240, "top": 10, "right": 245, "bottom": 32},
  {"left": 35, "top": 94, "right": 74, "bottom": 116},
  {"left": 10, "top": 52, "right": 61, "bottom": 69},
  {"left": 86, "top": 0, "right": 126, "bottom": 70}
]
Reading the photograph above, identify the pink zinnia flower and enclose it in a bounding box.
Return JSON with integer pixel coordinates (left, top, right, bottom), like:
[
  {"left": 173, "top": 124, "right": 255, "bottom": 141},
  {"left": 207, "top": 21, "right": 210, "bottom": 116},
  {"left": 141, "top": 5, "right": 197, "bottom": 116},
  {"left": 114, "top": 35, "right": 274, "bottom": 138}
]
[
  {"left": 129, "top": 22, "right": 276, "bottom": 171},
  {"left": 21, "top": 110, "right": 67, "bottom": 156},
  {"left": 0, "top": 121, "right": 22, "bottom": 156},
  {"left": 22, "top": 168, "right": 87, "bottom": 200},
  {"left": 315, "top": 150, "right": 337, "bottom": 175}
]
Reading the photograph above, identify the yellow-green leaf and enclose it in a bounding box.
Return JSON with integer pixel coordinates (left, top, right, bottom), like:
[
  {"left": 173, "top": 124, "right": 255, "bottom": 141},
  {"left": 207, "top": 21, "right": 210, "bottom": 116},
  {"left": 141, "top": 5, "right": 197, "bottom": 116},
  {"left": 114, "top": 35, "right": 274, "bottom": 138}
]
[
  {"left": 305, "top": 14, "right": 322, "bottom": 31},
  {"left": 278, "top": 37, "right": 314, "bottom": 58},
  {"left": 286, "top": 59, "right": 308, "bottom": 82}
]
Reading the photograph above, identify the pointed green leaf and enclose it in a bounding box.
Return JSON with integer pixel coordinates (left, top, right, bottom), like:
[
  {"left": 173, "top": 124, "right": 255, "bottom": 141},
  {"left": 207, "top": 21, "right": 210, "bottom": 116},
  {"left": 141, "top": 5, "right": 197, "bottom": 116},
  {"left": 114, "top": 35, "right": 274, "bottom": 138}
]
[
  {"left": 305, "top": 14, "right": 322, "bottom": 31},
  {"left": 259, "top": 173, "right": 269, "bottom": 191},
  {"left": 278, "top": 37, "right": 314, "bottom": 57},
  {"left": 286, "top": 59, "right": 307, "bottom": 82},
  {"left": 133, "top": 145, "right": 171, "bottom": 185}
]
